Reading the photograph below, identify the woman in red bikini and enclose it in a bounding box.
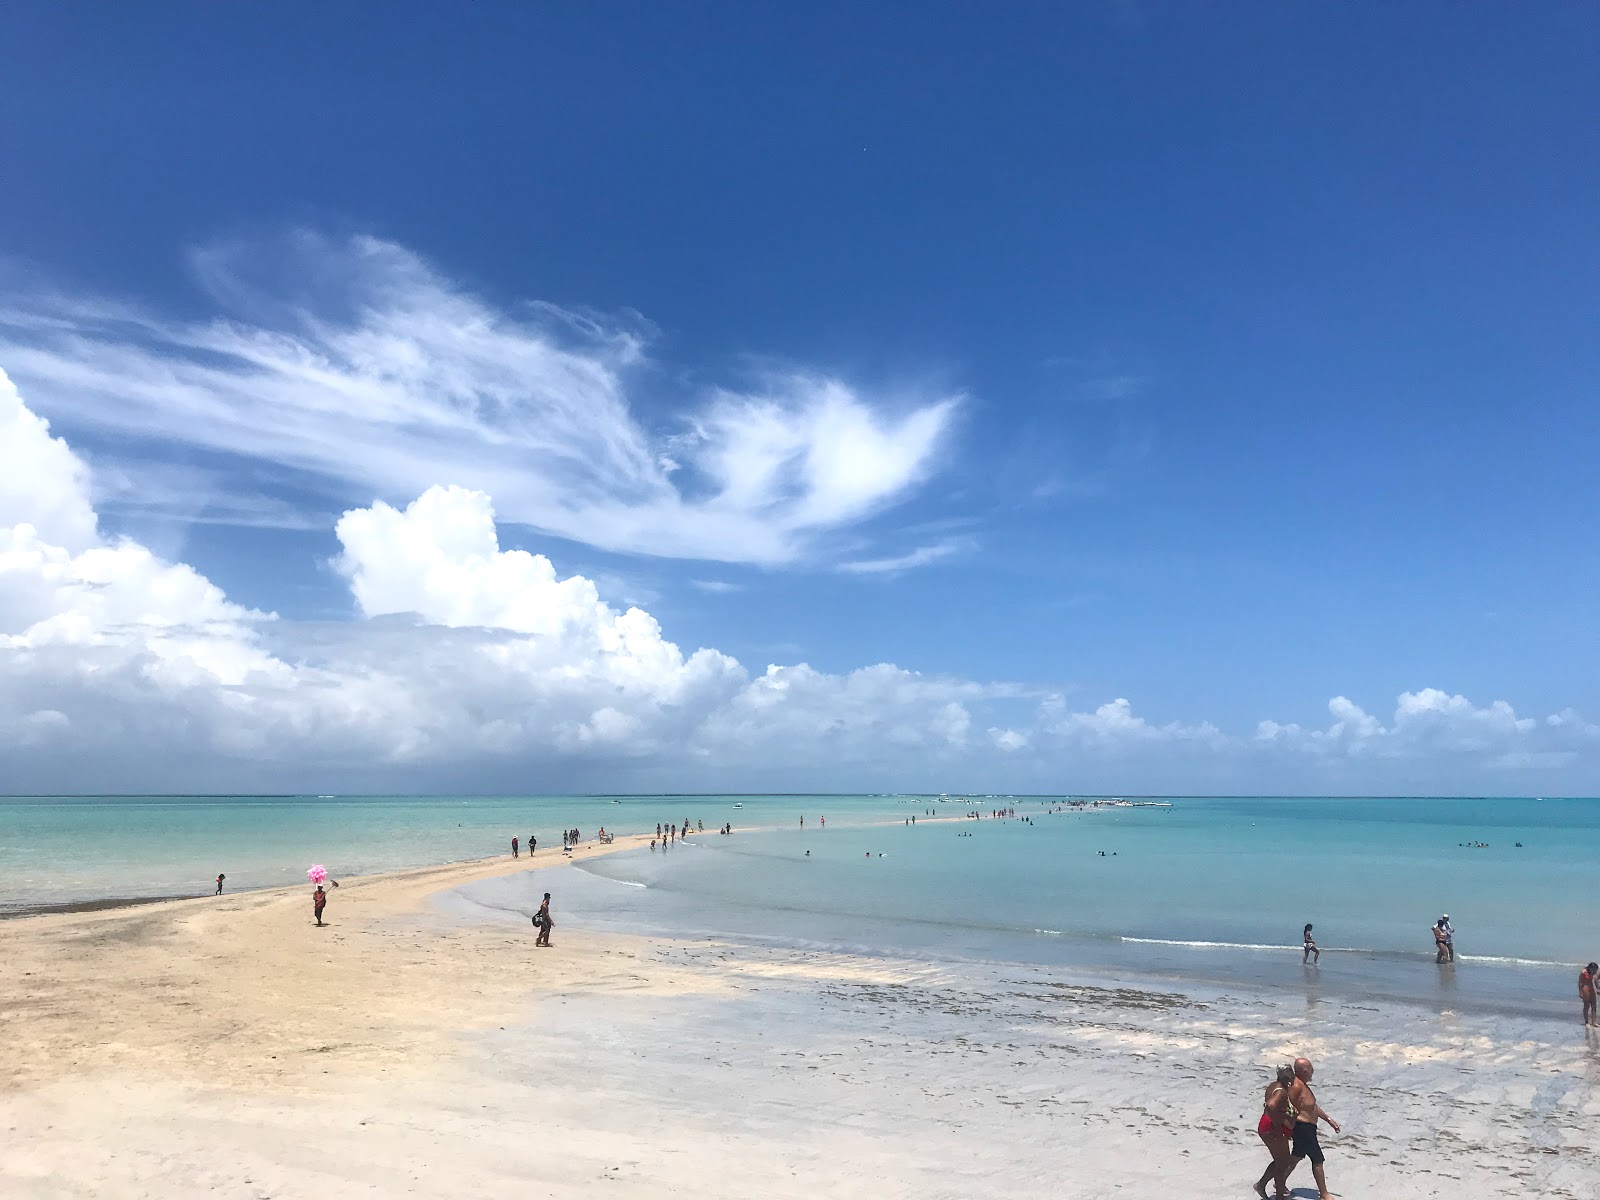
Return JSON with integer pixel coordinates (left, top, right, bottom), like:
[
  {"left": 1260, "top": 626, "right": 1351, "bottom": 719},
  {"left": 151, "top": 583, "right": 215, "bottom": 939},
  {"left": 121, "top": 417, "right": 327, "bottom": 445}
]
[{"left": 1253, "top": 1064, "right": 1296, "bottom": 1198}]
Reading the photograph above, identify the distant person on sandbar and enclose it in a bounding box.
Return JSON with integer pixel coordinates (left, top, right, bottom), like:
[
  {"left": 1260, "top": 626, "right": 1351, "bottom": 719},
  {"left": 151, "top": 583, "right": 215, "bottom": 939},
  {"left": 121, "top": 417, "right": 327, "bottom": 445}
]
[
  {"left": 1580, "top": 962, "right": 1599, "bottom": 1027},
  {"left": 312, "top": 884, "right": 327, "bottom": 927},
  {"left": 215, "top": 873, "right": 225, "bottom": 895},
  {"left": 1303, "top": 924, "right": 1319, "bottom": 964},
  {"left": 534, "top": 892, "right": 553, "bottom": 947},
  {"left": 512, "top": 836, "right": 519, "bottom": 859},
  {"left": 1253, "top": 1063, "right": 1296, "bottom": 1199},
  {"left": 529, "top": 835, "right": 536, "bottom": 854},
  {"left": 1287, "top": 1057, "right": 1340, "bottom": 1200}
]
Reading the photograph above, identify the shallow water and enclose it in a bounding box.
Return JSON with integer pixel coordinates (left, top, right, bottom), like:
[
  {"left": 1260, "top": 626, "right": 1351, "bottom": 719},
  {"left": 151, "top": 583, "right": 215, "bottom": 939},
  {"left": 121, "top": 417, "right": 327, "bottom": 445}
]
[
  {"left": 0, "top": 792, "right": 878, "bottom": 911},
  {"left": 461, "top": 795, "right": 1600, "bottom": 1020}
]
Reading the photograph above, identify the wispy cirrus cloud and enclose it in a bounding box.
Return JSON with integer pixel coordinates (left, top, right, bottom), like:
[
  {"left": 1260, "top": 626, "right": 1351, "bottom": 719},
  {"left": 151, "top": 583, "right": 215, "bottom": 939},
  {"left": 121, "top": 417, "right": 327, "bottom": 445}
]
[
  {"left": 837, "top": 537, "right": 974, "bottom": 575},
  {"left": 0, "top": 232, "right": 960, "bottom": 567}
]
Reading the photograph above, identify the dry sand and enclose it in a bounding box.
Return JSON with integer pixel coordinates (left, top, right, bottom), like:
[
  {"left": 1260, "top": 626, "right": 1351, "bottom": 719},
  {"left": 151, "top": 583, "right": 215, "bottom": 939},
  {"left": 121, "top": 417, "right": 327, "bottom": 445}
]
[{"left": 3, "top": 835, "right": 1598, "bottom": 1198}]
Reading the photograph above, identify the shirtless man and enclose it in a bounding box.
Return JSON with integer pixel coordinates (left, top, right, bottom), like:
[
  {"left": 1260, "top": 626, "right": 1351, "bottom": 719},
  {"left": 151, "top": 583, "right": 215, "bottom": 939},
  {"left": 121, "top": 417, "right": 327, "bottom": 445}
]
[
  {"left": 1580, "top": 962, "right": 1599, "bottom": 1027},
  {"left": 1287, "top": 1057, "right": 1341, "bottom": 1200}
]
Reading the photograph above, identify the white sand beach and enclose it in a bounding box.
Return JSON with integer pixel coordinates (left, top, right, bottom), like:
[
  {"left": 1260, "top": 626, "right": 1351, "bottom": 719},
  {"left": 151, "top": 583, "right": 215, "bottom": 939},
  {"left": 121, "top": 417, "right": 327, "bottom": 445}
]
[{"left": 3, "top": 838, "right": 1597, "bottom": 1199}]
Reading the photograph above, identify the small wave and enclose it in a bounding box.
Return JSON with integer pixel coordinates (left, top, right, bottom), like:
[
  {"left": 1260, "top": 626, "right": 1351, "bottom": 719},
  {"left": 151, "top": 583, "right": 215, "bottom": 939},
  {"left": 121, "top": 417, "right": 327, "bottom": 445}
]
[
  {"left": 1457, "top": 953, "right": 1563, "bottom": 968},
  {"left": 1033, "top": 928, "right": 1063, "bottom": 937},
  {"left": 1121, "top": 936, "right": 1302, "bottom": 952}
]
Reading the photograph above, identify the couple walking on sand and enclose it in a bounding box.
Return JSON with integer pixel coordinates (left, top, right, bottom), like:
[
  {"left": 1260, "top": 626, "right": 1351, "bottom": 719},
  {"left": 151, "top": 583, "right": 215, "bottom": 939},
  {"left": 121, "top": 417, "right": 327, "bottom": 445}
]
[{"left": 1254, "top": 1057, "right": 1340, "bottom": 1200}]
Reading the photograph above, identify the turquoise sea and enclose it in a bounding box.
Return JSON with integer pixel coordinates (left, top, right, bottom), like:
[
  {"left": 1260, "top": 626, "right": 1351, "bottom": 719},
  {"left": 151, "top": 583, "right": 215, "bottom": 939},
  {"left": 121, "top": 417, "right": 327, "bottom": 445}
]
[{"left": 6, "top": 794, "right": 1596, "bottom": 1019}]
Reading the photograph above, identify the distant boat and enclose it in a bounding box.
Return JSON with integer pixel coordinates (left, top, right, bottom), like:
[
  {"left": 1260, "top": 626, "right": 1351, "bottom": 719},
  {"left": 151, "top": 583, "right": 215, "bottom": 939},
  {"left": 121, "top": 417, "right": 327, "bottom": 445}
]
[
  {"left": 733, "top": 802, "right": 743, "bottom": 809},
  {"left": 612, "top": 799, "right": 621, "bottom": 804}
]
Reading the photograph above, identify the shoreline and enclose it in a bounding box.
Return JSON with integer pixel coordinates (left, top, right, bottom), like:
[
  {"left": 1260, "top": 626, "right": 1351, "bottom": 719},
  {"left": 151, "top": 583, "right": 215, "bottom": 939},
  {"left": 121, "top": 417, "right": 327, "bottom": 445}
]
[
  {"left": 0, "top": 809, "right": 952, "bottom": 918},
  {"left": 3, "top": 824, "right": 1597, "bottom": 1196}
]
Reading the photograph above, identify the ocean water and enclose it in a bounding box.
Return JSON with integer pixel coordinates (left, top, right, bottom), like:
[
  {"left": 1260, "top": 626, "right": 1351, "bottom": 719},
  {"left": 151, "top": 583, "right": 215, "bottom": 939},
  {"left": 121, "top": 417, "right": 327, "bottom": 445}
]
[
  {"left": 7, "top": 793, "right": 1597, "bottom": 1018},
  {"left": 454, "top": 795, "right": 1600, "bottom": 1021}
]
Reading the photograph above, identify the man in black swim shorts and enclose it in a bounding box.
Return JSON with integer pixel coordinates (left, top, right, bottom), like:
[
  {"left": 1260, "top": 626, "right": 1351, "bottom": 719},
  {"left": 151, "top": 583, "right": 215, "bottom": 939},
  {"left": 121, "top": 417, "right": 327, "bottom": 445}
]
[{"left": 1287, "top": 1057, "right": 1340, "bottom": 1200}]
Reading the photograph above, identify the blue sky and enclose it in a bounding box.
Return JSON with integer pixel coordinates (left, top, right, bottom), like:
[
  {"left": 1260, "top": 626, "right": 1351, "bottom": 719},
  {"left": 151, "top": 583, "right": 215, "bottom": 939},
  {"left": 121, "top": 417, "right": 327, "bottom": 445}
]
[{"left": 1, "top": 5, "right": 1597, "bottom": 793}]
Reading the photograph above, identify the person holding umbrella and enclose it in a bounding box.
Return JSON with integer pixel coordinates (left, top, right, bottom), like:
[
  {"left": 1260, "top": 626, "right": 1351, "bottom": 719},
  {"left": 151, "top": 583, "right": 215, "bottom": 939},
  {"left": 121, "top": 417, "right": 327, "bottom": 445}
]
[{"left": 308, "top": 865, "right": 330, "bottom": 926}]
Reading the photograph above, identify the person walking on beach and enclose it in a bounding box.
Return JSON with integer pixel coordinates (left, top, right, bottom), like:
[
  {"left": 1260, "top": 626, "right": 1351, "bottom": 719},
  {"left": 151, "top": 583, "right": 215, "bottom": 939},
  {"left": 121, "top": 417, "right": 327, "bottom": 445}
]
[
  {"left": 1580, "top": 962, "right": 1599, "bottom": 1027},
  {"left": 1253, "top": 1064, "right": 1296, "bottom": 1199},
  {"left": 511, "top": 836, "right": 519, "bottom": 859},
  {"left": 1287, "top": 1057, "right": 1340, "bottom": 1200},
  {"left": 1303, "top": 924, "right": 1320, "bottom": 964},
  {"left": 312, "top": 884, "right": 327, "bottom": 927},
  {"left": 215, "top": 873, "right": 225, "bottom": 895},
  {"left": 529, "top": 835, "right": 536, "bottom": 854},
  {"left": 534, "top": 892, "right": 553, "bottom": 947}
]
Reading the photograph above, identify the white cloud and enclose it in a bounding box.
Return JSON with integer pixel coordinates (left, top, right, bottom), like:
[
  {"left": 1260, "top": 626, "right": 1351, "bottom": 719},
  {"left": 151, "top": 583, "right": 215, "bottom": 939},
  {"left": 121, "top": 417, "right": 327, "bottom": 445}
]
[
  {"left": 1255, "top": 689, "right": 1578, "bottom": 769},
  {"left": 989, "top": 727, "right": 1029, "bottom": 752},
  {"left": 0, "top": 371, "right": 98, "bottom": 551},
  {"left": 837, "top": 537, "right": 973, "bottom": 575},
  {"left": 0, "top": 371, "right": 992, "bottom": 787},
  {"left": 690, "top": 580, "right": 743, "bottom": 595},
  {"left": 0, "top": 232, "right": 959, "bottom": 567},
  {"left": 1, "top": 368, "right": 1597, "bottom": 793},
  {"left": 1040, "top": 695, "right": 1226, "bottom": 750}
]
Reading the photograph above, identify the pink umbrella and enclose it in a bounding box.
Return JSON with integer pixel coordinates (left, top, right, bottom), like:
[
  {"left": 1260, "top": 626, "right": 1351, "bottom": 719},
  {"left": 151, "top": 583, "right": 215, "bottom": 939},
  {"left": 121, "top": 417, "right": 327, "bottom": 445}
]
[{"left": 307, "top": 865, "right": 328, "bottom": 884}]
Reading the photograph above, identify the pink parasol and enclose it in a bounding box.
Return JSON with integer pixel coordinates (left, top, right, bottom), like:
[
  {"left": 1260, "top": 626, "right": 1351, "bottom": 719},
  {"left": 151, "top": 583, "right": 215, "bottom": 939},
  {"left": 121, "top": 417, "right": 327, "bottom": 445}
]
[{"left": 307, "top": 864, "right": 328, "bottom": 884}]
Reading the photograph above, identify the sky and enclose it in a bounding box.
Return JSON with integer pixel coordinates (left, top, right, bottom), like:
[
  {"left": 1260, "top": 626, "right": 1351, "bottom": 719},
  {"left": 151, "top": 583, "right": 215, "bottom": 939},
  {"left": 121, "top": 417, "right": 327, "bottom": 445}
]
[{"left": 1, "top": 4, "right": 1597, "bottom": 795}]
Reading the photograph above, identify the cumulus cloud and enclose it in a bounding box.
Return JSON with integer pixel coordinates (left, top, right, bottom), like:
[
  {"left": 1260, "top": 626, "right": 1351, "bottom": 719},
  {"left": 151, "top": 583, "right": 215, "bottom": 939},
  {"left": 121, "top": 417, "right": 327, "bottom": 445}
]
[
  {"left": 1040, "top": 696, "right": 1226, "bottom": 750},
  {"left": 0, "top": 370, "right": 996, "bottom": 788},
  {"left": 0, "top": 372, "right": 97, "bottom": 551},
  {"left": 0, "top": 232, "right": 959, "bottom": 566},
  {"left": 1, "top": 368, "right": 1596, "bottom": 793},
  {"left": 1255, "top": 689, "right": 1587, "bottom": 770}
]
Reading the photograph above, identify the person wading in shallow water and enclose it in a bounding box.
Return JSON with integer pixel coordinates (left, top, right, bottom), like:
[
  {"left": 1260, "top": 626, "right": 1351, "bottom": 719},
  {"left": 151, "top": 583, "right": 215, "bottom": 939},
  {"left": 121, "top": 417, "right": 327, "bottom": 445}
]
[
  {"left": 1433, "top": 917, "right": 1455, "bottom": 963},
  {"left": 215, "top": 873, "right": 225, "bottom": 895},
  {"left": 1580, "top": 962, "right": 1599, "bottom": 1027},
  {"left": 312, "top": 884, "right": 327, "bottom": 926},
  {"left": 1303, "top": 924, "right": 1320, "bottom": 964},
  {"left": 1287, "top": 1057, "right": 1340, "bottom": 1200}
]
